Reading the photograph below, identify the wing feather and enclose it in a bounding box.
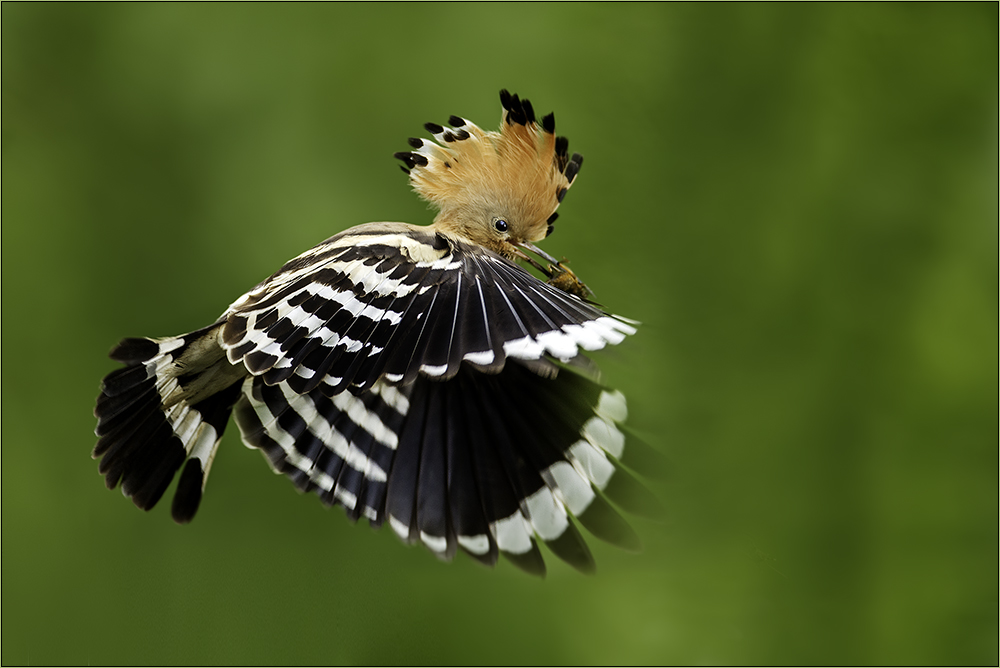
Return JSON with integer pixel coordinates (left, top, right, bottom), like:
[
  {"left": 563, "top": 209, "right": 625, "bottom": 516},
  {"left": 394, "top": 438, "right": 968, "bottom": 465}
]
[{"left": 221, "top": 225, "right": 634, "bottom": 393}]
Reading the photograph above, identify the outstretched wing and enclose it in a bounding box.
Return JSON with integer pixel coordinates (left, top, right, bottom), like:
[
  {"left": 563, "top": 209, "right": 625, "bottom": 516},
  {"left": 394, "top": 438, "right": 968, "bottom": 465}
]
[
  {"left": 234, "top": 360, "right": 659, "bottom": 575},
  {"left": 220, "top": 222, "right": 635, "bottom": 394}
]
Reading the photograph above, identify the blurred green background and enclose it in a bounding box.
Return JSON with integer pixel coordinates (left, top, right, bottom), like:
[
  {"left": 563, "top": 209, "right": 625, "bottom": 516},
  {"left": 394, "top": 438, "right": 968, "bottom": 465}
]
[{"left": 2, "top": 3, "right": 996, "bottom": 665}]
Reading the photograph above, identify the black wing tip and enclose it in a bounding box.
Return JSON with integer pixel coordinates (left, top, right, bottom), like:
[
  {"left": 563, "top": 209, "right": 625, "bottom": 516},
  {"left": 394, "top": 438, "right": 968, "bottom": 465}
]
[
  {"left": 577, "top": 493, "right": 643, "bottom": 553},
  {"left": 503, "top": 542, "right": 548, "bottom": 577},
  {"left": 617, "top": 427, "right": 671, "bottom": 481},
  {"left": 461, "top": 543, "right": 500, "bottom": 569},
  {"left": 603, "top": 465, "right": 666, "bottom": 521},
  {"left": 545, "top": 520, "right": 597, "bottom": 575}
]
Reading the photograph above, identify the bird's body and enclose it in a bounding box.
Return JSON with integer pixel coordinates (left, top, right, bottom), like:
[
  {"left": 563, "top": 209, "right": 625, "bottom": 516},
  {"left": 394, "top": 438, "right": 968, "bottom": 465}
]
[{"left": 94, "top": 91, "right": 649, "bottom": 575}]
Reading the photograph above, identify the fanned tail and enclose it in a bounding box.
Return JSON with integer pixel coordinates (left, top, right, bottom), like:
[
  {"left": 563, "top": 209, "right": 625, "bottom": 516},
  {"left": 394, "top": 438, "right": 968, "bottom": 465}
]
[{"left": 93, "top": 323, "right": 246, "bottom": 523}]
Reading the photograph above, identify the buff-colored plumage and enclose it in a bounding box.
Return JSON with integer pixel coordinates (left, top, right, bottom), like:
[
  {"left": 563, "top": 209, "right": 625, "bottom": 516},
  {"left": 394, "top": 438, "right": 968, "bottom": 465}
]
[{"left": 395, "top": 90, "right": 583, "bottom": 259}]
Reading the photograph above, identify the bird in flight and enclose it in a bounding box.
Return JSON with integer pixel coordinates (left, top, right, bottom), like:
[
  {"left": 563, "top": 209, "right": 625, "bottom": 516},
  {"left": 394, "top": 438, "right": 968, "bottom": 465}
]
[{"left": 93, "top": 90, "right": 653, "bottom": 576}]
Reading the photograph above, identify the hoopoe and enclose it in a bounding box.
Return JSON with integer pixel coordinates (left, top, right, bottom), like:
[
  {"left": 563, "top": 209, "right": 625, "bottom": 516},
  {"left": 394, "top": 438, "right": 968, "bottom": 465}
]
[{"left": 94, "top": 90, "right": 652, "bottom": 576}]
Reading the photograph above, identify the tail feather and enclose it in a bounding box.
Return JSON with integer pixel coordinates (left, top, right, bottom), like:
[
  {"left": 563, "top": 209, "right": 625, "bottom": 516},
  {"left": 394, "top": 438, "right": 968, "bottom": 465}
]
[
  {"left": 94, "top": 379, "right": 159, "bottom": 429},
  {"left": 119, "top": 423, "right": 185, "bottom": 509},
  {"left": 96, "top": 406, "right": 171, "bottom": 482},
  {"left": 109, "top": 337, "right": 162, "bottom": 364},
  {"left": 94, "top": 391, "right": 162, "bottom": 453},
  {"left": 93, "top": 323, "right": 246, "bottom": 522},
  {"left": 170, "top": 382, "right": 245, "bottom": 522}
]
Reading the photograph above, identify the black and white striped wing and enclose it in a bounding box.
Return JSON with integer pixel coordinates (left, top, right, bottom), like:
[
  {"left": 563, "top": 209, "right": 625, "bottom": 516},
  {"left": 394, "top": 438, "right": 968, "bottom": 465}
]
[
  {"left": 220, "top": 222, "right": 636, "bottom": 393},
  {"left": 233, "top": 362, "right": 653, "bottom": 575},
  {"left": 234, "top": 375, "right": 409, "bottom": 523}
]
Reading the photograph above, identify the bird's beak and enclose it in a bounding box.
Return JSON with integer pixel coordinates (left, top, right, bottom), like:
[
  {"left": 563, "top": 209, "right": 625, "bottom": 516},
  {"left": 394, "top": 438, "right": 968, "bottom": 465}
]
[
  {"left": 515, "top": 241, "right": 560, "bottom": 265},
  {"left": 511, "top": 241, "right": 595, "bottom": 301},
  {"left": 512, "top": 241, "right": 560, "bottom": 276}
]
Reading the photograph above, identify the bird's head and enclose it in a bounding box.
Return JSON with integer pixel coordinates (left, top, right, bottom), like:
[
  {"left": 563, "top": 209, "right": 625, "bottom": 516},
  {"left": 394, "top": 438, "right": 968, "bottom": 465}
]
[{"left": 395, "top": 90, "right": 583, "bottom": 259}]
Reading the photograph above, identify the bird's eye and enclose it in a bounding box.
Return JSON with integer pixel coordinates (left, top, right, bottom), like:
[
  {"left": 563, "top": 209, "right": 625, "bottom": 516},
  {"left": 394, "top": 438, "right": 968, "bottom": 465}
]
[{"left": 494, "top": 219, "right": 508, "bottom": 233}]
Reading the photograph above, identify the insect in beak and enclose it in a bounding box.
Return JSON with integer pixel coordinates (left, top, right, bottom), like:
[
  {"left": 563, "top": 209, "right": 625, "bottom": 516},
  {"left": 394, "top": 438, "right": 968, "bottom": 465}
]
[{"left": 513, "top": 241, "right": 595, "bottom": 301}]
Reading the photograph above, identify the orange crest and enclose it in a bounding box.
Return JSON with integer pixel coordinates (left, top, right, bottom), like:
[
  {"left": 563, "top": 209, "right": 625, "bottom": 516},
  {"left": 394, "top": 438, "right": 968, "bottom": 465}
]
[{"left": 395, "top": 90, "right": 583, "bottom": 243}]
